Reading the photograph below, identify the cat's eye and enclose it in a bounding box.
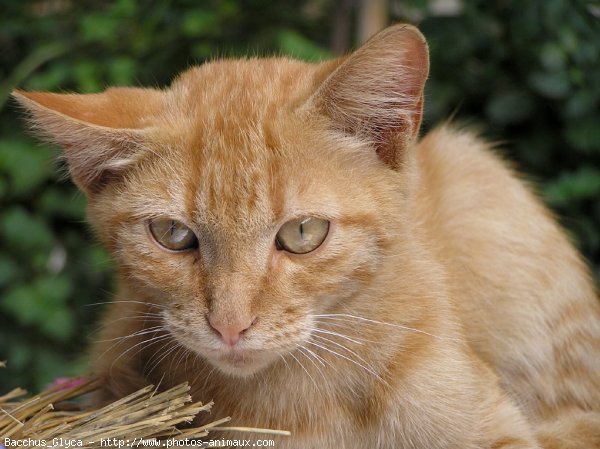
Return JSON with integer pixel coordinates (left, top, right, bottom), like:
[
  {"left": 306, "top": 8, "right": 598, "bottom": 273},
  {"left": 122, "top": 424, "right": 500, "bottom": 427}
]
[
  {"left": 148, "top": 218, "right": 198, "bottom": 251},
  {"left": 275, "top": 217, "right": 330, "bottom": 254}
]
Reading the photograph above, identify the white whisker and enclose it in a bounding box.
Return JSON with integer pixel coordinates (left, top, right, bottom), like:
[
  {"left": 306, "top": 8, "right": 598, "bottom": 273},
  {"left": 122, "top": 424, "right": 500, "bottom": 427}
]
[
  {"left": 289, "top": 350, "right": 319, "bottom": 390},
  {"left": 306, "top": 340, "right": 388, "bottom": 386},
  {"left": 145, "top": 339, "right": 181, "bottom": 376},
  {"left": 98, "top": 326, "right": 164, "bottom": 343},
  {"left": 278, "top": 354, "right": 293, "bottom": 374},
  {"left": 299, "top": 346, "right": 327, "bottom": 367},
  {"left": 109, "top": 333, "right": 171, "bottom": 368},
  {"left": 311, "top": 313, "right": 449, "bottom": 340},
  {"left": 308, "top": 326, "right": 371, "bottom": 345},
  {"left": 311, "top": 333, "right": 373, "bottom": 370},
  {"left": 85, "top": 300, "right": 167, "bottom": 309}
]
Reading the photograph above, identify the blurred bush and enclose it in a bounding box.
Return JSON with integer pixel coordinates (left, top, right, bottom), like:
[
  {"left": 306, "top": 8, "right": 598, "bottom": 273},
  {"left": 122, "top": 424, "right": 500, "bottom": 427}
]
[
  {"left": 409, "top": 0, "right": 600, "bottom": 273},
  {"left": 0, "top": 0, "right": 336, "bottom": 392},
  {"left": 0, "top": 0, "right": 598, "bottom": 391}
]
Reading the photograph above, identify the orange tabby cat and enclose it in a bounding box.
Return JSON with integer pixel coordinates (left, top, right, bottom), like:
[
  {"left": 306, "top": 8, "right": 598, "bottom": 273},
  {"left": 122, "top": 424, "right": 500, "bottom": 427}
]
[{"left": 14, "top": 24, "right": 600, "bottom": 448}]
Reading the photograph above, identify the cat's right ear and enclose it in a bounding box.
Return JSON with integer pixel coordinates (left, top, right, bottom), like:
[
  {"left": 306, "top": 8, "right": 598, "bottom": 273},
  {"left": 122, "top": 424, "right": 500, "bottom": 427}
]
[
  {"left": 12, "top": 88, "right": 164, "bottom": 196},
  {"left": 310, "top": 24, "right": 429, "bottom": 170}
]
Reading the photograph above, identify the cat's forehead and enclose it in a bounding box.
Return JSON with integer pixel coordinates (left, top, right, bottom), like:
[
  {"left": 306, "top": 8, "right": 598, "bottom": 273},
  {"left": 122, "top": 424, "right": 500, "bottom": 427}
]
[
  {"left": 151, "top": 59, "right": 339, "bottom": 231},
  {"left": 171, "top": 58, "right": 319, "bottom": 120}
]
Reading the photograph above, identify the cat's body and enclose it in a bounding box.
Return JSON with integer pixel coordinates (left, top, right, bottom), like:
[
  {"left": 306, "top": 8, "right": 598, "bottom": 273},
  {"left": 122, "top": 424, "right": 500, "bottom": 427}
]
[{"left": 14, "top": 25, "right": 600, "bottom": 448}]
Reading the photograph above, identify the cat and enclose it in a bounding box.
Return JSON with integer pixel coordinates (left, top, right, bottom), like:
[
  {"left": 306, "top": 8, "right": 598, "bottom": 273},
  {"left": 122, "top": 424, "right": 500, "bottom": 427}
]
[{"left": 14, "top": 24, "right": 600, "bottom": 448}]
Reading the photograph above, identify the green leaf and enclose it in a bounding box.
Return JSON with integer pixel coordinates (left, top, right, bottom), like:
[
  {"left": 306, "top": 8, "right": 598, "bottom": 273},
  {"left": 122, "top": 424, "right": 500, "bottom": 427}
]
[
  {"left": 544, "top": 167, "right": 600, "bottom": 206},
  {"left": 79, "top": 14, "right": 121, "bottom": 44},
  {"left": 0, "top": 255, "right": 18, "bottom": 287},
  {"left": 0, "top": 138, "right": 56, "bottom": 196},
  {"left": 38, "top": 189, "right": 86, "bottom": 220},
  {"left": 485, "top": 88, "right": 534, "bottom": 125},
  {"left": 0, "top": 177, "right": 7, "bottom": 201},
  {"left": 2, "top": 276, "right": 74, "bottom": 340},
  {"left": 182, "top": 9, "right": 218, "bottom": 36},
  {"left": 42, "top": 307, "right": 75, "bottom": 342},
  {"left": 564, "top": 91, "right": 598, "bottom": 119},
  {"left": 37, "top": 275, "right": 73, "bottom": 306},
  {"left": 277, "top": 30, "right": 331, "bottom": 62},
  {"left": 564, "top": 117, "right": 600, "bottom": 154},
  {"left": 539, "top": 42, "right": 567, "bottom": 71},
  {"left": 74, "top": 60, "right": 103, "bottom": 93},
  {"left": 0, "top": 206, "right": 54, "bottom": 253},
  {"left": 109, "top": 57, "right": 136, "bottom": 85},
  {"left": 2, "top": 283, "right": 42, "bottom": 326},
  {"left": 528, "top": 71, "right": 571, "bottom": 99}
]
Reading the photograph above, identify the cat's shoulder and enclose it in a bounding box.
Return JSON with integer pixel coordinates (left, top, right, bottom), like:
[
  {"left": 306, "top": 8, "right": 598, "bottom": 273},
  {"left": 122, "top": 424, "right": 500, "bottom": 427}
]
[
  {"left": 416, "top": 123, "right": 524, "bottom": 195},
  {"left": 417, "top": 124, "right": 509, "bottom": 169}
]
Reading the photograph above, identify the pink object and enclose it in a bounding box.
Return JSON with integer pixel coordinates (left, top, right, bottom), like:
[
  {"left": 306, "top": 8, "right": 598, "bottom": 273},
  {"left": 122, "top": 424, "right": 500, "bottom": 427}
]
[{"left": 49, "top": 376, "right": 87, "bottom": 391}]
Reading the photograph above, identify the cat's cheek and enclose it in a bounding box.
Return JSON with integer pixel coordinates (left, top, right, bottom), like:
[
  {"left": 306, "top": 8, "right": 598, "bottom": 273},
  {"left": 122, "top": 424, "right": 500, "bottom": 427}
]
[{"left": 111, "top": 229, "right": 206, "bottom": 300}]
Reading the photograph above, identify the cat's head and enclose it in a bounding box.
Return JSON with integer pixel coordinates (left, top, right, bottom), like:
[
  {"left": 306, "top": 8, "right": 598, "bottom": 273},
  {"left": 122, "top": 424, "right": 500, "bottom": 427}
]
[{"left": 14, "top": 25, "right": 429, "bottom": 377}]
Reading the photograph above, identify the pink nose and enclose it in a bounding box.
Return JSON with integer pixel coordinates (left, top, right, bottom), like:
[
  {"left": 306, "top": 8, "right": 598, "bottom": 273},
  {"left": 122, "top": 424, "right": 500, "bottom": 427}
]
[{"left": 208, "top": 316, "right": 256, "bottom": 347}]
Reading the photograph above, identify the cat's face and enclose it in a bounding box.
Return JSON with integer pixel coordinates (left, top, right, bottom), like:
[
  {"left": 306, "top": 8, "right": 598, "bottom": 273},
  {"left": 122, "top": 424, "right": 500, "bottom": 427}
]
[
  {"left": 14, "top": 25, "right": 428, "bottom": 377},
  {"left": 89, "top": 61, "right": 398, "bottom": 376}
]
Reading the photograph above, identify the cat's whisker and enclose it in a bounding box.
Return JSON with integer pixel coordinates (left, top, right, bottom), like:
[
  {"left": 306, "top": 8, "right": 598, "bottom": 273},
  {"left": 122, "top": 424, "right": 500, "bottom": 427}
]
[
  {"left": 299, "top": 345, "right": 342, "bottom": 382},
  {"left": 297, "top": 347, "right": 328, "bottom": 382},
  {"left": 166, "top": 345, "right": 190, "bottom": 382},
  {"left": 311, "top": 334, "right": 377, "bottom": 376},
  {"left": 97, "top": 325, "right": 165, "bottom": 343},
  {"left": 172, "top": 345, "right": 186, "bottom": 369},
  {"left": 278, "top": 353, "right": 293, "bottom": 374},
  {"left": 167, "top": 344, "right": 187, "bottom": 372},
  {"left": 93, "top": 313, "right": 163, "bottom": 334},
  {"left": 306, "top": 339, "right": 388, "bottom": 387},
  {"left": 145, "top": 339, "right": 182, "bottom": 377},
  {"left": 184, "top": 348, "right": 200, "bottom": 385},
  {"left": 181, "top": 349, "right": 195, "bottom": 382},
  {"left": 144, "top": 339, "right": 176, "bottom": 375},
  {"left": 311, "top": 313, "right": 451, "bottom": 340},
  {"left": 112, "top": 314, "right": 164, "bottom": 322},
  {"left": 308, "top": 347, "right": 340, "bottom": 374},
  {"left": 297, "top": 346, "right": 325, "bottom": 370},
  {"left": 299, "top": 345, "right": 327, "bottom": 368},
  {"left": 201, "top": 366, "right": 218, "bottom": 392},
  {"left": 289, "top": 350, "right": 320, "bottom": 390},
  {"left": 92, "top": 320, "right": 163, "bottom": 344},
  {"left": 309, "top": 318, "right": 365, "bottom": 334},
  {"left": 109, "top": 333, "right": 172, "bottom": 369},
  {"left": 85, "top": 300, "right": 167, "bottom": 309},
  {"left": 308, "top": 326, "right": 372, "bottom": 345},
  {"left": 99, "top": 326, "right": 169, "bottom": 358}
]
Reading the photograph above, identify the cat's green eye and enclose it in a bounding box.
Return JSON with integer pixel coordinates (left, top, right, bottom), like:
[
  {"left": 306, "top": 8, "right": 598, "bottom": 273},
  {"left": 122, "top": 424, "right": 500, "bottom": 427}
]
[
  {"left": 148, "top": 218, "right": 198, "bottom": 251},
  {"left": 275, "top": 217, "right": 330, "bottom": 254}
]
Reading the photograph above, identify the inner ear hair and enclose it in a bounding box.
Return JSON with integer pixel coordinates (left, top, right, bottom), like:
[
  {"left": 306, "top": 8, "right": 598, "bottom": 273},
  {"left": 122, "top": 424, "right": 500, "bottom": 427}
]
[
  {"left": 12, "top": 89, "right": 159, "bottom": 196},
  {"left": 312, "top": 24, "right": 429, "bottom": 169}
]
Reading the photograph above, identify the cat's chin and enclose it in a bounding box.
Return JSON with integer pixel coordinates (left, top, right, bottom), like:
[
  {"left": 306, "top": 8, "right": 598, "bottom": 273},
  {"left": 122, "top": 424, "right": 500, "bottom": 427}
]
[{"left": 202, "top": 348, "right": 275, "bottom": 378}]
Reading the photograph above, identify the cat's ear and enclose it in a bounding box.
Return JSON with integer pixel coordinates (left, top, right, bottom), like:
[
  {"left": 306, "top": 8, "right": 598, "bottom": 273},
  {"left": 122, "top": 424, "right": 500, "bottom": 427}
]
[
  {"left": 12, "top": 88, "right": 164, "bottom": 196},
  {"left": 312, "top": 24, "right": 429, "bottom": 169}
]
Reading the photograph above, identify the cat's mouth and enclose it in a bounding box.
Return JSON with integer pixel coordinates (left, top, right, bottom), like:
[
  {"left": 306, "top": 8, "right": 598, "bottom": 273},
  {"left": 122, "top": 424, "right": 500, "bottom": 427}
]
[
  {"left": 208, "top": 347, "right": 272, "bottom": 376},
  {"left": 218, "top": 350, "right": 254, "bottom": 366}
]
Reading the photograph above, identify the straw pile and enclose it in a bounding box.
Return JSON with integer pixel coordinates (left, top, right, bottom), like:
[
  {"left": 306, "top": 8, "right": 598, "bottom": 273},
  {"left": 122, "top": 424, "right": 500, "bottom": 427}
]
[{"left": 0, "top": 361, "right": 289, "bottom": 448}]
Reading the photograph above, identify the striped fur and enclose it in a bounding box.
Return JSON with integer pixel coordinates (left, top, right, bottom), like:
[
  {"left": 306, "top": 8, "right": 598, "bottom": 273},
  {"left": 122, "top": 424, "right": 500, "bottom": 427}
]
[{"left": 14, "top": 24, "right": 600, "bottom": 448}]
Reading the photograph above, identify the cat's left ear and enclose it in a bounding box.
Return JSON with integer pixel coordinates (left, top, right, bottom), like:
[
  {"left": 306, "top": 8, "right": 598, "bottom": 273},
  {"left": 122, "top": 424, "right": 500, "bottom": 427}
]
[
  {"left": 12, "top": 88, "right": 164, "bottom": 196},
  {"left": 311, "top": 24, "right": 429, "bottom": 169}
]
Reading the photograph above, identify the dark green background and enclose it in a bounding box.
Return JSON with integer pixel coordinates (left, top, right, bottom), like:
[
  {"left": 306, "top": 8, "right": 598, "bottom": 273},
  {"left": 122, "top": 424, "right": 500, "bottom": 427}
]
[{"left": 1, "top": 0, "right": 599, "bottom": 391}]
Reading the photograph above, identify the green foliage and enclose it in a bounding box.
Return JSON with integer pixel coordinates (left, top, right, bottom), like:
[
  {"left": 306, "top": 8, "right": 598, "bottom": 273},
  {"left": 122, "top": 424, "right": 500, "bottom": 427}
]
[
  {"left": 0, "top": 0, "right": 336, "bottom": 392},
  {"left": 1, "top": 0, "right": 599, "bottom": 391},
  {"left": 405, "top": 0, "right": 600, "bottom": 277}
]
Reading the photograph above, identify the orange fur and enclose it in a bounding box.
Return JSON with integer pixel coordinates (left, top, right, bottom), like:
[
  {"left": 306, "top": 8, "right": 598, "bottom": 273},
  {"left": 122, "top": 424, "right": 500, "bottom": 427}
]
[{"left": 13, "top": 24, "right": 600, "bottom": 448}]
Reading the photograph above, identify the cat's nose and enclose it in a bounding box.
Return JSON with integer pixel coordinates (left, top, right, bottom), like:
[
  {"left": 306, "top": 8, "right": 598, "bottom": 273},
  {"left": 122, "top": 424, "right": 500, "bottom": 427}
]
[{"left": 208, "top": 315, "right": 257, "bottom": 347}]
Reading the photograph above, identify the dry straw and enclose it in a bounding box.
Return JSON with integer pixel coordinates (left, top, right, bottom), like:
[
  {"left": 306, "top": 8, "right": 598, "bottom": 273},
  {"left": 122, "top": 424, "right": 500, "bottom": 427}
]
[{"left": 0, "top": 362, "right": 290, "bottom": 448}]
